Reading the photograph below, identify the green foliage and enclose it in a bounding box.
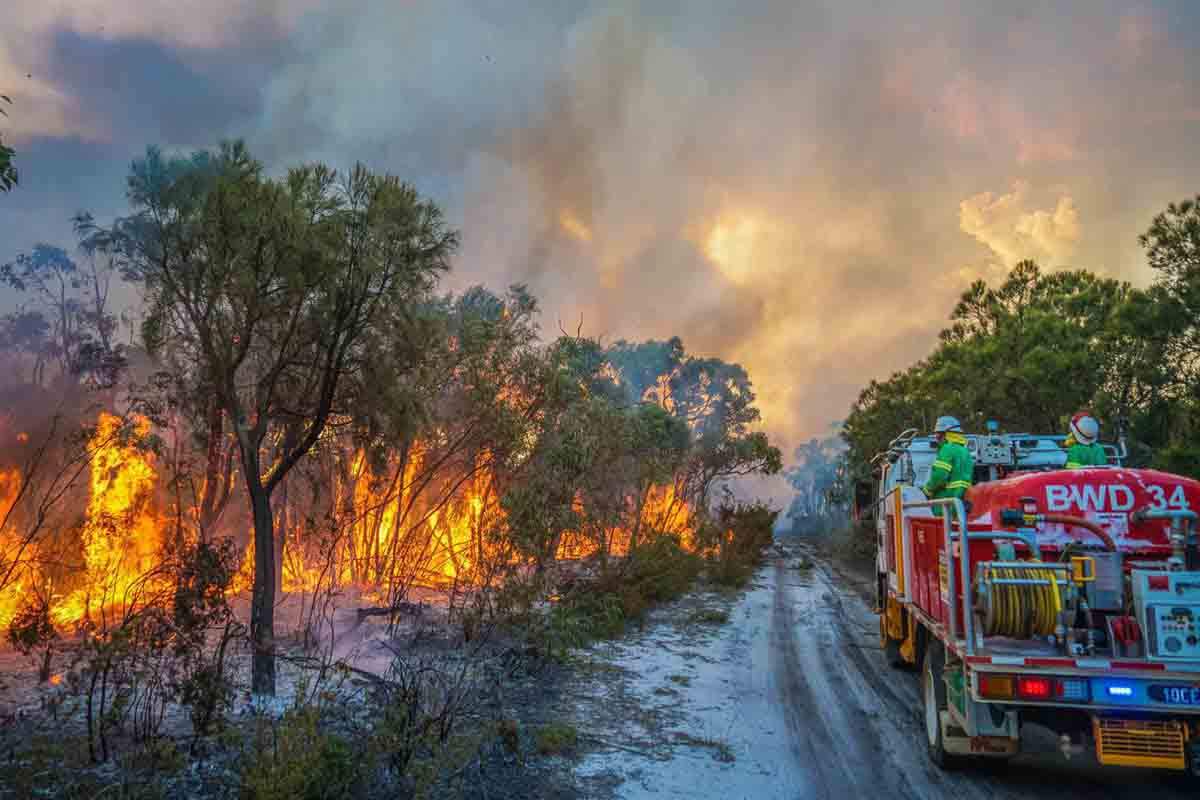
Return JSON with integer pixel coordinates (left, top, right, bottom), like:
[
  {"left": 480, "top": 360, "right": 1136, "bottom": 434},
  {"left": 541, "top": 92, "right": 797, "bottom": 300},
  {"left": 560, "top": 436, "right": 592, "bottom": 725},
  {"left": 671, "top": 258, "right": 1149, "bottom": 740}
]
[
  {"left": 533, "top": 537, "right": 705, "bottom": 658},
  {"left": 701, "top": 500, "right": 778, "bottom": 587},
  {"left": 503, "top": 330, "right": 779, "bottom": 570},
  {"left": 687, "top": 607, "right": 730, "bottom": 625},
  {"left": 621, "top": 535, "right": 704, "bottom": 606},
  {"left": 170, "top": 538, "right": 242, "bottom": 740},
  {"left": 844, "top": 261, "right": 1137, "bottom": 478},
  {"left": 87, "top": 140, "right": 460, "bottom": 695},
  {"left": 240, "top": 707, "right": 366, "bottom": 800},
  {"left": 546, "top": 592, "right": 627, "bottom": 651},
  {"left": 534, "top": 721, "right": 579, "bottom": 756},
  {"left": 843, "top": 197, "right": 1200, "bottom": 485}
]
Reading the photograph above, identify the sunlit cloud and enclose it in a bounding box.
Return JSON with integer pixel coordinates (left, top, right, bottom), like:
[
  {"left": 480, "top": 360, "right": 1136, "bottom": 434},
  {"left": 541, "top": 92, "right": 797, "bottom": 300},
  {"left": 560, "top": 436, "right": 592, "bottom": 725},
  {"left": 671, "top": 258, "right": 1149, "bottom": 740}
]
[{"left": 960, "top": 182, "right": 1081, "bottom": 268}]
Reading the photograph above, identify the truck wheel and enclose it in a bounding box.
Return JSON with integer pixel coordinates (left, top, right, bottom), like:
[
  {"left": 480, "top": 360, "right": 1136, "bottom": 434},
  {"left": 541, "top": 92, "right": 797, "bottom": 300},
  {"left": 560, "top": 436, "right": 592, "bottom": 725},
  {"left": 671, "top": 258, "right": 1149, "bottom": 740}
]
[{"left": 922, "top": 640, "right": 965, "bottom": 770}]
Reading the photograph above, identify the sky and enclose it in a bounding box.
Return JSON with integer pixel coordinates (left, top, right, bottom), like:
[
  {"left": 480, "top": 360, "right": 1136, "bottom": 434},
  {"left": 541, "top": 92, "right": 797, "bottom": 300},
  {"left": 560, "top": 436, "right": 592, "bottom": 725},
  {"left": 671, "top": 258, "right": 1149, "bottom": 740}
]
[{"left": 3, "top": 0, "right": 1200, "bottom": 483}]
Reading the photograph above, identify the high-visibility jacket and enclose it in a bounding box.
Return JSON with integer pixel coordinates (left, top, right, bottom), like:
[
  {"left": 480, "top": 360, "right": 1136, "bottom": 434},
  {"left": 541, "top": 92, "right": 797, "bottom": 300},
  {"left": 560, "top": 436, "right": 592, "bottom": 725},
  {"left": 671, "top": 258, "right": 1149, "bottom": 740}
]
[
  {"left": 1065, "top": 440, "right": 1107, "bottom": 468},
  {"left": 924, "top": 432, "right": 974, "bottom": 499}
]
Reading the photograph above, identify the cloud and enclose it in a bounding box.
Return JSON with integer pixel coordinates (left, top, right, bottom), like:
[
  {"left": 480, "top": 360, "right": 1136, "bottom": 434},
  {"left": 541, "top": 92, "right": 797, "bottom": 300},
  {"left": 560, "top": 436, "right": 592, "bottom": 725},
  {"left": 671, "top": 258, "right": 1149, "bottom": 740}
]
[
  {"left": 3, "top": 0, "right": 1200, "bottom": 466},
  {"left": 0, "top": 0, "right": 317, "bottom": 143},
  {"left": 959, "top": 182, "right": 1081, "bottom": 268}
]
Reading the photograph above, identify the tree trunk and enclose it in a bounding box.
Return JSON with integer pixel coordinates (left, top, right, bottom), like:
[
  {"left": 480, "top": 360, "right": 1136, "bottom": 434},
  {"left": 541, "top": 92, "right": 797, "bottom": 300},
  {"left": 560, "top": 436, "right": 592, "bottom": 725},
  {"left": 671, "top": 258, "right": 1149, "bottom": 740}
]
[
  {"left": 198, "top": 402, "right": 223, "bottom": 533},
  {"left": 274, "top": 479, "right": 287, "bottom": 597},
  {"left": 249, "top": 485, "right": 276, "bottom": 697}
]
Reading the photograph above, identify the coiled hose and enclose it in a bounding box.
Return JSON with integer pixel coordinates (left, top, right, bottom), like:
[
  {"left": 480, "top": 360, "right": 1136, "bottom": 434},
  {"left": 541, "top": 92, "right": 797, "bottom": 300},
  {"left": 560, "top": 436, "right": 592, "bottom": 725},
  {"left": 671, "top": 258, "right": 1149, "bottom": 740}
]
[{"left": 981, "top": 565, "right": 1062, "bottom": 638}]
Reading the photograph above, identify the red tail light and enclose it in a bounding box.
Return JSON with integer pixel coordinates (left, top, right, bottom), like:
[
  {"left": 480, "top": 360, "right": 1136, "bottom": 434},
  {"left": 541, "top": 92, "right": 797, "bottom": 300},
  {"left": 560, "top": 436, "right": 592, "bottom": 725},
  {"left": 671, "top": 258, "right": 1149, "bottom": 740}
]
[{"left": 1017, "top": 676, "right": 1052, "bottom": 699}]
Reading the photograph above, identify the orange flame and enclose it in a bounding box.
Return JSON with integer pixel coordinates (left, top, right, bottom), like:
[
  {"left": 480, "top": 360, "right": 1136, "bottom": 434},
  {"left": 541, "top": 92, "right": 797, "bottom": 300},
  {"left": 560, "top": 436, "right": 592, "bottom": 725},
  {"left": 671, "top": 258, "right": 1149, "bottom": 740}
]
[
  {"left": 0, "top": 468, "right": 26, "bottom": 630},
  {"left": 556, "top": 482, "right": 694, "bottom": 561},
  {"left": 3, "top": 404, "right": 699, "bottom": 639},
  {"left": 53, "top": 413, "right": 165, "bottom": 626}
]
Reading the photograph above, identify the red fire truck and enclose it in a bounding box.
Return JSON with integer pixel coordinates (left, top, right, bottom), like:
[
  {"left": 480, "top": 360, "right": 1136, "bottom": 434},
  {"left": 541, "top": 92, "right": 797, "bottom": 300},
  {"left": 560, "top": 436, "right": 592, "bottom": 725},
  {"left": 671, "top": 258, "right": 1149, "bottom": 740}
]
[{"left": 870, "top": 426, "right": 1200, "bottom": 775}]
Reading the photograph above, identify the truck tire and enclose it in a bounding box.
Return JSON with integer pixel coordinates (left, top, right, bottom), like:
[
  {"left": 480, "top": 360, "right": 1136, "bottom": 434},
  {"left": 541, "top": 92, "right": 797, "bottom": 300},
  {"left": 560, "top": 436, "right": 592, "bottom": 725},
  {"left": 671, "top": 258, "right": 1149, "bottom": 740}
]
[
  {"left": 884, "top": 636, "right": 904, "bottom": 668},
  {"left": 922, "top": 640, "right": 965, "bottom": 770}
]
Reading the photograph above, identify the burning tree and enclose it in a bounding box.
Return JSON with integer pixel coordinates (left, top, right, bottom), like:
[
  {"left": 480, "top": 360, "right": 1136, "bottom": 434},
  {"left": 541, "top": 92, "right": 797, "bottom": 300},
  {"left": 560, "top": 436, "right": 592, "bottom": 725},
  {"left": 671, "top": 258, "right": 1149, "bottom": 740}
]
[{"left": 85, "top": 142, "right": 458, "bottom": 697}]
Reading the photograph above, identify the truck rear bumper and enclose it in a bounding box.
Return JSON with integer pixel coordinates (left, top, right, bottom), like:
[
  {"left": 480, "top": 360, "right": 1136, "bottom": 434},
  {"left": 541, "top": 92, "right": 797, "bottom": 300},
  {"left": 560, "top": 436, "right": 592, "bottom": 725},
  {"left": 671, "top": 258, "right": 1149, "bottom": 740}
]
[{"left": 1094, "top": 717, "right": 1189, "bottom": 770}]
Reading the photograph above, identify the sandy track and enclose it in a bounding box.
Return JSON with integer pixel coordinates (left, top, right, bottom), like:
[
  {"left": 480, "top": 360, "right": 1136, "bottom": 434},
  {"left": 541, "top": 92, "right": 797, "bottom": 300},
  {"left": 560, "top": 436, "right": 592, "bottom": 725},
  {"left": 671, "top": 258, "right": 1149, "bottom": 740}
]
[{"left": 571, "top": 545, "right": 1198, "bottom": 799}]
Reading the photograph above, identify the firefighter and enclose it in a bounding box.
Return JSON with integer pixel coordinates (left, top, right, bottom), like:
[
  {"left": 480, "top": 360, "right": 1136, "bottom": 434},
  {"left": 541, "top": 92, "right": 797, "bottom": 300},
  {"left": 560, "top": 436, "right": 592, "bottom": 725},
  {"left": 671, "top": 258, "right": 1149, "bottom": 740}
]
[
  {"left": 1064, "top": 411, "right": 1107, "bottom": 468},
  {"left": 922, "top": 415, "right": 974, "bottom": 499}
]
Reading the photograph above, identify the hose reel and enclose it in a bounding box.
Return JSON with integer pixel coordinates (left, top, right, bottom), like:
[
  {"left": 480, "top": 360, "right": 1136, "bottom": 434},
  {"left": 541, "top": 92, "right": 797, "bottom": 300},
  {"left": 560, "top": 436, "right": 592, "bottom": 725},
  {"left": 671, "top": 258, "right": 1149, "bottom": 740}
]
[{"left": 976, "top": 563, "right": 1066, "bottom": 639}]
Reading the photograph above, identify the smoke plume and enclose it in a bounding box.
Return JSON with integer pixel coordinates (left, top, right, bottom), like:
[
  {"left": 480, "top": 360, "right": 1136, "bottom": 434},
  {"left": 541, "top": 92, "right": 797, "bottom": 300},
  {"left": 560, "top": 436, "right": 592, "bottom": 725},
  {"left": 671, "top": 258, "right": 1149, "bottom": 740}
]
[{"left": 5, "top": 0, "right": 1200, "bottom": 479}]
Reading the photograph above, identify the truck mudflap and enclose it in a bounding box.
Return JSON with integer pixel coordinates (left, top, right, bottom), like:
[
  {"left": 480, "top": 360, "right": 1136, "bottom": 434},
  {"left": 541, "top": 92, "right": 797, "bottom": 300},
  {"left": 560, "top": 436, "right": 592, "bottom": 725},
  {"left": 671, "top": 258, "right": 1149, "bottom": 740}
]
[
  {"left": 940, "top": 712, "right": 1020, "bottom": 757},
  {"left": 1093, "top": 717, "right": 1188, "bottom": 770}
]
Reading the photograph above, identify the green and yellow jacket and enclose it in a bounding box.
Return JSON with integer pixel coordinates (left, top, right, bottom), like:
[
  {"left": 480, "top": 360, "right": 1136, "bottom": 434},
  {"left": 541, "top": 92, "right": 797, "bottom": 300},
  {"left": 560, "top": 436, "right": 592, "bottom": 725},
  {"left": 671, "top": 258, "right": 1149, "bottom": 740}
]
[
  {"left": 1064, "top": 436, "right": 1107, "bottom": 469},
  {"left": 923, "top": 432, "right": 974, "bottom": 499}
]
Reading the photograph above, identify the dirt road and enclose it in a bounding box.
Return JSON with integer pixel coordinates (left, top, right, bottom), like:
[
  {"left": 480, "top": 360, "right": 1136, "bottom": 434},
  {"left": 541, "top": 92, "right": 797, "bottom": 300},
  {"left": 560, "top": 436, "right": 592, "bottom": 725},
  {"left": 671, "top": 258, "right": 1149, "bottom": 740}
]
[{"left": 570, "top": 543, "right": 1197, "bottom": 799}]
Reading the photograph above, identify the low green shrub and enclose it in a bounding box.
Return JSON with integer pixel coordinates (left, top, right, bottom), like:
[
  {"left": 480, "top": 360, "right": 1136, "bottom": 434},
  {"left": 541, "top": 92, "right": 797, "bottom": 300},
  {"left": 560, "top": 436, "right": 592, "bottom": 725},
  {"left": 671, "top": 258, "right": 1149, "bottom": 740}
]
[
  {"left": 239, "top": 706, "right": 367, "bottom": 800},
  {"left": 687, "top": 608, "right": 730, "bottom": 625},
  {"left": 535, "top": 721, "right": 579, "bottom": 756}
]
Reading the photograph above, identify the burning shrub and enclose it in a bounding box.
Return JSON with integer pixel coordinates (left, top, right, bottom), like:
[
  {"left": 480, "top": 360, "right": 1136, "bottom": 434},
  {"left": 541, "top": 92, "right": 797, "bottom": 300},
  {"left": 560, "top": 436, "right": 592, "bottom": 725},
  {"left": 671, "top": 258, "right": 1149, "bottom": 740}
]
[
  {"left": 537, "top": 536, "right": 704, "bottom": 656},
  {"left": 60, "top": 537, "right": 241, "bottom": 763},
  {"left": 701, "top": 501, "right": 779, "bottom": 587}
]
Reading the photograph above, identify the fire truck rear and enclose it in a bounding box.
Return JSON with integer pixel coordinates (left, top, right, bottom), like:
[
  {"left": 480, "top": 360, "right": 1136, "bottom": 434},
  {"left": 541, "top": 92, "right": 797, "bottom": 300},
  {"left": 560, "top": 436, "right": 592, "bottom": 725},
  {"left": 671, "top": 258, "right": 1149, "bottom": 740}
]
[{"left": 870, "top": 426, "right": 1200, "bottom": 775}]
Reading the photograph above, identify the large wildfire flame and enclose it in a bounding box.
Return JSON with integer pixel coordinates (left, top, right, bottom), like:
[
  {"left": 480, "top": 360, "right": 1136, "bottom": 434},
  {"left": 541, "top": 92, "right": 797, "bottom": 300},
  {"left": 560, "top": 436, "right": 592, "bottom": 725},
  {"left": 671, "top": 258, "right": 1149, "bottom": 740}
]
[
  {"left": 52, "top": 413, "right": 165, "bottom": 626},
  {"left": 0, "top": 468, "right": 26, "bottom": 631},
  {"left": 0, "top": 413, "right": 166, "bottom": 631},
  {"left": 1, "top": 409, "right": 697, "bottom": 638}
]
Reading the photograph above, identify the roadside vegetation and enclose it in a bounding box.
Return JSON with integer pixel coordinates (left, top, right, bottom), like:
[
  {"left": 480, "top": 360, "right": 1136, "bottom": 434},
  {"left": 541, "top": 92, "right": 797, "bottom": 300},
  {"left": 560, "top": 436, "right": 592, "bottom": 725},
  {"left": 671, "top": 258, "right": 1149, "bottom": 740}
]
[
  {"left": 781, "top": 195, "right": 1200, "bottom": 557},
  {"left": 0, "top": 141, "right": 779, "bottom": 799},
  {"left": 844, "top": 197, "right": 1200, "bottom": 479}
]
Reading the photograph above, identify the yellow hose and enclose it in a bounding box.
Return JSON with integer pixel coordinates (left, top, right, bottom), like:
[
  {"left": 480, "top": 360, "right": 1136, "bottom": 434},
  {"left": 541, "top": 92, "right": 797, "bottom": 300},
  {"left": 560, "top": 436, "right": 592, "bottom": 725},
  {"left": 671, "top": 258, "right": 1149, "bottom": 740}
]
[{"left": 984, "top": 563, "right": 1062, "bottom": 638}]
